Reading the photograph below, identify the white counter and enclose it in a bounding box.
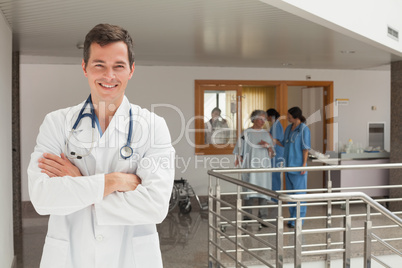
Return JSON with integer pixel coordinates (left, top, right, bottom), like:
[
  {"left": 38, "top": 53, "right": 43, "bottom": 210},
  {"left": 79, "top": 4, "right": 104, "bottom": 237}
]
[
  {"left": 313, "top": 153, "right": 390, "bottom": 197},
  {"left": 339, "top": 151, "right": 390, "bottom": 160}
]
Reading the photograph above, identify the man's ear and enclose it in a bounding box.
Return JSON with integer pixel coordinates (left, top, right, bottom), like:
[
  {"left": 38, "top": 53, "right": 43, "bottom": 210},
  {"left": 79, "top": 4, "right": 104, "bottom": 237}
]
[
  {"left": 128, "top": 62, "right": 135, "bottom": 79},
  {"left": 82, "top": 59, "right": 88, "bottom": 77}
]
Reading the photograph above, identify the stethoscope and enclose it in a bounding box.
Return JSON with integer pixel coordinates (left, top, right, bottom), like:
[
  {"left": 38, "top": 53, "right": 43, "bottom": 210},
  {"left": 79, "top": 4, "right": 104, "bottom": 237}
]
[
  {"left": 286, "top": 125, "right": 301, "bottom": 144},
  {"left": 65, "top": 95, "right": 134, "bottom": 160}
]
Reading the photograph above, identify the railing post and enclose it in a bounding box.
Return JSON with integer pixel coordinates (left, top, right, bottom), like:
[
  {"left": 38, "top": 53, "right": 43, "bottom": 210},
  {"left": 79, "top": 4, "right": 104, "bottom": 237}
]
[
  {"left": 215, "top": 181, "right": 221, "bottom": 266},
  {"left": 294, "top": 201, "right": 302, "bottom": 268},
  {"left": 208, "top": 175, "right": 213, "bottom": 268},
  {"left": 236, "top": 185, "right": 242, "bottom": 267},
  {"left": 276, "top": 200, "right": 284, "bottom": 268},
  {"left": 326, "top": 170, "right": 332, "bottom": 268},
  {"left": 343, "top": 200, "right": 351, "bottom": 268},
  {"left": 364, "top": 205, "right": 372, "bottom": 268}
]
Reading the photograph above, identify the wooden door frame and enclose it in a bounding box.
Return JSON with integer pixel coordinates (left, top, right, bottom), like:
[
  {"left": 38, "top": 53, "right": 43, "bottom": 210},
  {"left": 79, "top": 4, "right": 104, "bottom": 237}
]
[
  {"left": 195, "top": 80, "right": 334, "bottom": 155},
  {"left": 284, "top": 81, "right": 334, "bottom": 153}
]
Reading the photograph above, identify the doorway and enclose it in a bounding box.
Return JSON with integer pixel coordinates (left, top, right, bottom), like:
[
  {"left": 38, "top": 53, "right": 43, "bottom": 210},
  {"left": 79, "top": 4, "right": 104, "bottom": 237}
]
[{"left": 288, "top": 86, "right": 325, "bottom": 189}]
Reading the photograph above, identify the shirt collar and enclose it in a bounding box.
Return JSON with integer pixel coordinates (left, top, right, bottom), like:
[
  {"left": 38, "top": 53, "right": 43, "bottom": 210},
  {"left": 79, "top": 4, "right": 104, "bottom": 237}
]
[{"left": 292, "top": 122, "right": 303, "bottom": 132}]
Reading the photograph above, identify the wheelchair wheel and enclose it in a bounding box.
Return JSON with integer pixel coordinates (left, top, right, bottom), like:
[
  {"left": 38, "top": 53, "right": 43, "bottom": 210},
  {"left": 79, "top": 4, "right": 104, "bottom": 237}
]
[{"left": 179, "top": 200, "right": 192, "bottom": 214}]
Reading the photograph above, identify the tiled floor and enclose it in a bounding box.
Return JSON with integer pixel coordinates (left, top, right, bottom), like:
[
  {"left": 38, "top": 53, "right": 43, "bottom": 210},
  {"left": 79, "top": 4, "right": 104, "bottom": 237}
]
[{"left": 21, "top": 201, "right": 402, "bottom": 268}]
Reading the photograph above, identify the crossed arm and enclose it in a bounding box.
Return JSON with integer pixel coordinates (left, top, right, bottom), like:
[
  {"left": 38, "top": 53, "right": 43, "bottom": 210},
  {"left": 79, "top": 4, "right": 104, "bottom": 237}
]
[{"left": 38, "top": 152, "right": 141, "bottom": 197}]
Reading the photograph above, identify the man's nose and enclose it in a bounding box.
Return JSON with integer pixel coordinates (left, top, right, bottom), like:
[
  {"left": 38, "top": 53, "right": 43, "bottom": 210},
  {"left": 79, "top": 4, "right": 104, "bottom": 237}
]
[{"left": 103, "top": 67, "right": 116, "bottom": 79}]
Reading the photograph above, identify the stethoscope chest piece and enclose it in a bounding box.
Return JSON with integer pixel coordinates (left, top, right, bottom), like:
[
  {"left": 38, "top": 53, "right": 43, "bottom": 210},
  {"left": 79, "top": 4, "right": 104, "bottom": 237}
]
[{"left": 120, "top": 145, "right": 133, "bottom": 159}]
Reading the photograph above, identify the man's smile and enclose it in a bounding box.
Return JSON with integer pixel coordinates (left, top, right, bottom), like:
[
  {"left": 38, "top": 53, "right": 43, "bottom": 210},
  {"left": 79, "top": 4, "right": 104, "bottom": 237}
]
[{"left": 99, "top": 82, "right": 118, "bottom": 89}]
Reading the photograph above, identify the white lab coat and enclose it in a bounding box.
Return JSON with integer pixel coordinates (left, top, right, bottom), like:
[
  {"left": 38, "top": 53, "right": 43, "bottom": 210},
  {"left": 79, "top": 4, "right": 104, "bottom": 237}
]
[{"left": 27, "top": 96, "right": 175, "bottom": 268}]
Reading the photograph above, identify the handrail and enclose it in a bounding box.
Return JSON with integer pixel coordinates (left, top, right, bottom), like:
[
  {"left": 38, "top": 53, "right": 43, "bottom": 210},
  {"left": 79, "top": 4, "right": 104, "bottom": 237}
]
[
  {"left": 208, "top": 166, "right": 402, "bottom": 228},
  {"left": 210, "top": 162, "right": 402, "bottom": 174}
]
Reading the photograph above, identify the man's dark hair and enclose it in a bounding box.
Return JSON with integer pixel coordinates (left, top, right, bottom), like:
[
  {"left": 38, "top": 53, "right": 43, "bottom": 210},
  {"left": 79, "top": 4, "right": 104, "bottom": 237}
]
[
  {"left": 83, "top": 23, "right": 135, "bottom": 70},
  {"left": 211, "top": 107, "right": 221, "bottom": 115}
]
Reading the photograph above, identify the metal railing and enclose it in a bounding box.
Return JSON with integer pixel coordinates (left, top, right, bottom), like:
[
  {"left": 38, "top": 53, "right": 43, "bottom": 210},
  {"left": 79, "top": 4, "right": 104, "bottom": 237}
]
[{"left": 207, "top": 163, "right": 402, "bottom": 268}]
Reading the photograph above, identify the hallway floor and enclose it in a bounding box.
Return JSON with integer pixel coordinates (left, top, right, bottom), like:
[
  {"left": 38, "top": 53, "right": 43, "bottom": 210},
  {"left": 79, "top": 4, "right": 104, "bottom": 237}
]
[
  {"left": 21, "top": 202, "right": 209, "bottom": 268},
  {"left": 21, "top": 201, "right": 401, "bottom": 268}
]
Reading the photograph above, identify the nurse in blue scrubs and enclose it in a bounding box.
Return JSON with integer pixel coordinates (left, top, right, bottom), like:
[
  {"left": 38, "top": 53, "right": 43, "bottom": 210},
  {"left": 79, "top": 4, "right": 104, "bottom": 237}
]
[
  {"left": 283, "top": 107, "right": 311, "bottom": 228},
  {"left": 266, "top": 109, "right": 285, "bottom": 201}
]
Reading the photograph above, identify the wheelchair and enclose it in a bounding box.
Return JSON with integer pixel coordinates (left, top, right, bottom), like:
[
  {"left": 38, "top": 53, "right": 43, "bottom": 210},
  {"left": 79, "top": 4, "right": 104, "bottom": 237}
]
[{"left": 169, "top": 178, "right": 208, "bottom": 214}]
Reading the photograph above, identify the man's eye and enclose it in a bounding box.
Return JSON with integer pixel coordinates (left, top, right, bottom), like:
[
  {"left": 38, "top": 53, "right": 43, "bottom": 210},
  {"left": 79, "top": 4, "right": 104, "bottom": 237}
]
[
  {"left": 95, "top": 64, "right": 103, "bottom": 68},
  {"left": 115, "top": 65, "right": 125, "bottom": 69}
]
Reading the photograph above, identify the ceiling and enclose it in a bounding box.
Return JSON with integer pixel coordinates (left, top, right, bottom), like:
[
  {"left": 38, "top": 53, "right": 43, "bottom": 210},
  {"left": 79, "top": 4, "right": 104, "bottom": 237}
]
[{"left": 1, "top": 0, "right": 401, "bottom": 69}]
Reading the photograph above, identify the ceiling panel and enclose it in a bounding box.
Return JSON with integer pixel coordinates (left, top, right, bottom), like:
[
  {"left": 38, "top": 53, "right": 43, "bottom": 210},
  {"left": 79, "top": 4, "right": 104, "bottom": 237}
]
[{"left": 1, "top": 0, "right": 401, "bottom": 69}]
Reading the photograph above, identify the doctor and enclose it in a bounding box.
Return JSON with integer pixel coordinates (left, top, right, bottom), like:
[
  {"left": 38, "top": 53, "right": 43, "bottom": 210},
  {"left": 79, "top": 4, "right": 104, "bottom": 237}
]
[{"left": 27, "top": 23, "right": 175, "bottom": 268}]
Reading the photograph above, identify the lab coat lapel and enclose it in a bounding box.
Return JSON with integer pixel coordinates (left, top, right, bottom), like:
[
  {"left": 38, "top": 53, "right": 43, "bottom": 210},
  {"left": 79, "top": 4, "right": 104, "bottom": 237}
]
[
  {"left": 115, "top": 96, "right": 132, "bottom": 139},
  {"left": 68, "top": 96, "right": 131, "bottom": 159},
  {"left": 95, "top": 96, "right": 132, "bottom": 156},
  {"left": 74, "top": 119, "right": 99, "bottom": 151},
  {"left": 116, "top": 98, "right": 149, "bottom": 153},
  {"left": 65, "top": 100, "right": 99, "bottom": 156}
]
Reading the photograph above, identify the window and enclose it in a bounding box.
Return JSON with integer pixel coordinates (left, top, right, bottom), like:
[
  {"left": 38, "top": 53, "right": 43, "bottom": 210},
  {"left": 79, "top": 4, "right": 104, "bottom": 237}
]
[
  {"left": 194, "top": 80, "right": 334, "bottom": 155},
  {"left": 195, "top": 83, "right": 242, "bottom": 155},
  {"left": 242, "top": 86, "right": 276, "bottom": 129}
]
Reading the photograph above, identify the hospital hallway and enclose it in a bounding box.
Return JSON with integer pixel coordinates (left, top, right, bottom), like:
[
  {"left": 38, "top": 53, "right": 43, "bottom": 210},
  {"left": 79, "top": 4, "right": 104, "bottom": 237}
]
[{"left": 21, "top": 202, "right": 210, "bottom": 268}]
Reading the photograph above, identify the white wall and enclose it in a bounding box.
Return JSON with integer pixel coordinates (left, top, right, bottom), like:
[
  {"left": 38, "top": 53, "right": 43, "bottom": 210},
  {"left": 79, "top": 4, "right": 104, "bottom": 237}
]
[
  {"left": 20, "top": 62, "right": 390, "bottom": 200},
  {"left": 263, "top": 0, "right": 402, "bottom": 54},
  {"left": 0, "top": 11, "right": 14, "bottom": 268}
]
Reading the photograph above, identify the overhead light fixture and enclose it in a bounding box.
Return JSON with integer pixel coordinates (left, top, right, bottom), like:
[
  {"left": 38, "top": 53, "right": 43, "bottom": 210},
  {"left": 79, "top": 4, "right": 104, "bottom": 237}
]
[
  {"left": 76, "top": 43, "right": 84, "bottom": 49},
  {"left": 340, "top": 50, "right": 355, "bottom": 54},
  {"left": 282, "top": 63, "right": 293, "bottom": 66}
]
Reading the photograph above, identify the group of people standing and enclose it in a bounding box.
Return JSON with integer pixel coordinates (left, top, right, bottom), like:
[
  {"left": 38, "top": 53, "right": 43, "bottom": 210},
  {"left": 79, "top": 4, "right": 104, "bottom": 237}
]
[{"left": 233, "top": 107, "right": 311, "bottom": 228}]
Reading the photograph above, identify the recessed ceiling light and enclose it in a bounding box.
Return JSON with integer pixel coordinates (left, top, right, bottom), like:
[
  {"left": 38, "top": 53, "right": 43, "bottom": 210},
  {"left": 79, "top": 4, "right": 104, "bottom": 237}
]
[
  {"left": 282, "top": 63, "right": 293, "bottom": 66},
  {"left": 340, "top": 50, "right": 356, "bottom": 54},
  {"left": 76, "top": 43, "right": 84, "bottom": 49}
]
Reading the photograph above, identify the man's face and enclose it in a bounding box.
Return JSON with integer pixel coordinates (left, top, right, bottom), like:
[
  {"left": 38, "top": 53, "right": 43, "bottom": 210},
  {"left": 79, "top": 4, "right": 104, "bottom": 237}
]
[
  {"left": 82, "top": 41, "right": 135, "bottom": 107},
  {"left": 211, "top": 111, "right": 220, "bottom": 121}
]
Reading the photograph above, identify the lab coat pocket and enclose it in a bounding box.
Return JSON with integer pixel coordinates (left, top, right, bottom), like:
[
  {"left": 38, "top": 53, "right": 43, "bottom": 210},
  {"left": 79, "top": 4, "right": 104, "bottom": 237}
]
[
  {"left": 131, "top": 232, "right": 163, "bottom": 268},
  {"left": 40, "top": 236, "right": 69, "bottom": 268},
  {"left": 114, "top": 152, "right": 141, "bottom": 173}
]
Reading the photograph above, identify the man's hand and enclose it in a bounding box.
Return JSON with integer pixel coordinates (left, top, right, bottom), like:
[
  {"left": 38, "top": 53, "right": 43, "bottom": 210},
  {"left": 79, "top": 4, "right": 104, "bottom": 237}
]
[
  {"left": 104, "top": 173, "right": 142, "bottom": 197},
  {"left": 38, "top": 153, "right": 82, "bottom": 177}
]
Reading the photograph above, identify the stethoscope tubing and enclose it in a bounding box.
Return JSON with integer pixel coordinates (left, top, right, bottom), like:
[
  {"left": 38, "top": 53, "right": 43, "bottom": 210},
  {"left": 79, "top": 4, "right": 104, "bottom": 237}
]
[
  {"left": 72, "top": 96, "right": 95, "bottom": 130},
  {"left": 286, "top": 124, "right": 301, "bottom": 144},
  {"left": 65, "top": 95, "right": 133, "bottom": 160}
]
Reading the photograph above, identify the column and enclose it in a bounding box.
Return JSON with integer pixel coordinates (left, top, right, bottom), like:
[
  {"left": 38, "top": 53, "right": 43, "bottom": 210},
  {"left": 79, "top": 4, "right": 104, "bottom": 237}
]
[{"left": 390, "top": 61, "right": 402, "bottom": 211}]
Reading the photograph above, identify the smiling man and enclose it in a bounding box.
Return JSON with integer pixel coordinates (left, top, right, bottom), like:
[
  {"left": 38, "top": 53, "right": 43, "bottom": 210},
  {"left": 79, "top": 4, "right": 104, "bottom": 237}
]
[{"left": 27, "top": 24, "right": 175, "bottom": 268}]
